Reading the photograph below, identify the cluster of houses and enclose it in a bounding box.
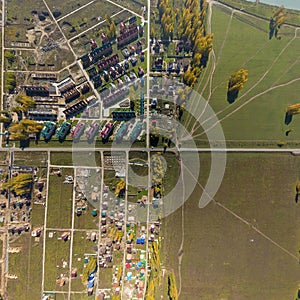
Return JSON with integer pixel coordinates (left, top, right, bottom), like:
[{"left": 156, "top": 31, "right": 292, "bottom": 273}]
[
  {"left": 21, "top": 77, "right": 92, "bottom": 121},
  {"left": 117, "top": 16, "right": 141, "bottom": 49}
]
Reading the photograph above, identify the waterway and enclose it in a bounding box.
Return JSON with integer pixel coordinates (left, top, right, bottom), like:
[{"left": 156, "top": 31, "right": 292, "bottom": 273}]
[{"left": 247, "top": 0, "right": 300, "bottom": 10}]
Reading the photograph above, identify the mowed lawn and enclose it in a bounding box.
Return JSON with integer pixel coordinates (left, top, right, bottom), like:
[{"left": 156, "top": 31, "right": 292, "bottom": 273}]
[
  {"left": 46, "top": 168, "right": 73, "bottom": 229},
  {"left": 163, "top": 153, "right": 300, "bottom": 300},
  {"left": 186, "top": 5, "right": 300, "bottom": 146}
]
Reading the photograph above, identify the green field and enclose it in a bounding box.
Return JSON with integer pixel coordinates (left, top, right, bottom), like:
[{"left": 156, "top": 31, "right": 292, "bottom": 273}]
[
  {"left": 182, "top": 4, "right": 300, "bottom": 148},
  {"left": 46, "top": 168, "right": 73, "bottom": 228},
  {"left": 163, "top": 152, "right": 300, "bottom": 299}
]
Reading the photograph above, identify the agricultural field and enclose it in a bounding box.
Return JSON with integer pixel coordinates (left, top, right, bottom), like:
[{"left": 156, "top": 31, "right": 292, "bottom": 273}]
[
  {"left": 182, "top": 4, "right": 300, "bottom": 148},
  {"left": 7, "top": 233, "right": 44, "bottom": 300},
  {"left": 70, "top": 231, "right": 98, "bottom": 291},
  {"left": 44, "top": 232, "right": 71, "bottom": 291},
  {"left": 46, "top": 168, "right": 73, "bottom": 228},
  {"left": 163, "top": 152, "right": 300, "bottom": 300},
  {"left": 13, "top": 151, "right": 48, "bottom": 167}
]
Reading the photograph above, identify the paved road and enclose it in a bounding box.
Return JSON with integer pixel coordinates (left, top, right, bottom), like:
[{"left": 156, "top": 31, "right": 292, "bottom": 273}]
[{"left": 3, "top": 146, "right": 300, "bottom": 153}]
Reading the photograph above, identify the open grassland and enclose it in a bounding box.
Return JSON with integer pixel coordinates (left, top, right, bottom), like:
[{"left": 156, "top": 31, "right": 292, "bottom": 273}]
[
  {"left": 7, "top": 233, "right": 43, "bottom": 300},
  {"left": 184, "top": 5, "right": 300, "bottom": 147},
  {"left": 44, "top": 232, "right": 71, "bottom": 291},
  {"left": 58, "top": 0, "right": 122, "bottom": 39},
  {"left": 46, "top": 168, "right": 73, "bottom": 228},
  {"left": 163, "top": 152, "right": 300, "bottom": 299},
  {"left": 5, "top": 0, "right": 47, "bottom": 46}
]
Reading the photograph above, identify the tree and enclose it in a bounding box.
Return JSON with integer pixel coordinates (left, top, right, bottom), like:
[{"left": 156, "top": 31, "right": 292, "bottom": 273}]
[
  {"left": 9, "top": 119, "right": 43, "bottom": 141},
  {"left": 227, "top": 69, "right": 248, "bottom": 103},
  {"left": 4, "top": 72, "right": 16, "bottom": 94},
  {"left": 183, "top": 69, "right": 197, "bottom": 87},
  {"left": 150, "top": 27, "right": 156, "bottom": 40},
  {"left": 4, "top": 50, "right": 15, "bottom": 66},
  {"left": 2, "top": 173, "right": 33, "bottom": 196},
  {"left": 105, "top": 15, "right": 116, "bottom": 39}
]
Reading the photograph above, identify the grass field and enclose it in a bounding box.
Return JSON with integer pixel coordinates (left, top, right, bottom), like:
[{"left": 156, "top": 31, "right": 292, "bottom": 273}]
[
  {"left": 46, "top": 168, "right": 73, "bottom": 228},
  {"left": 74, "top": 203, "right": 99, "bottom": 229},
  {"left": 7, "top": 233, "right": 43, "bottom": 300},
  {"left": 50, "top": 151, "right": 101, "bottom": 167},
  {"left": 182, "top": 4, "right": 300, "bottom": 147},
  {"left": 163, "top": 152, "right": 300, "bottom": 299},
  {"left": 44, "top": 232, "right": 71, "bottom": 291}
]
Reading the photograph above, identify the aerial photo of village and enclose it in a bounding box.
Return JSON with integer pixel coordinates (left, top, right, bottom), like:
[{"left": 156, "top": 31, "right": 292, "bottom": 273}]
[{"left": 0, "top": 0, "right": 299, "bottom": 299}]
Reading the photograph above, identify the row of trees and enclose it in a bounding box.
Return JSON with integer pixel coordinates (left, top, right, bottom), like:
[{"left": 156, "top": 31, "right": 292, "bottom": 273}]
[
  {"left": 179, "top": 0, "right": 213, "bottom": 87},
  {"left": 168, "top": 272, "right": 178, "bottom": 300},
  {"left": 146, "top": 241, "right": 162, "bottom": 300}
]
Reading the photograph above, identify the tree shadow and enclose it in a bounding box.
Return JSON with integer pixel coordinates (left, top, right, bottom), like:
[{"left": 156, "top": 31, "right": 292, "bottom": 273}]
[
  {"left": 227, "top": 89, "right": 239, "bottom": 104},
  {"left": 19, "top": 139, "right": 30, "bottom": 149},
  {"left": 284, "top": 112, "right": 293, "bottom": 125}
]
